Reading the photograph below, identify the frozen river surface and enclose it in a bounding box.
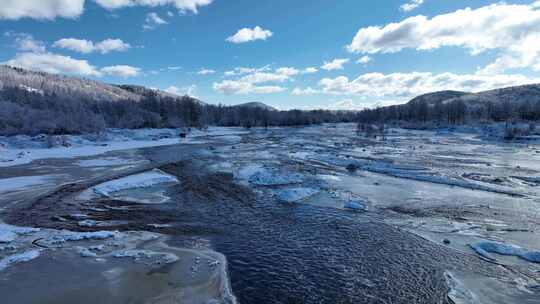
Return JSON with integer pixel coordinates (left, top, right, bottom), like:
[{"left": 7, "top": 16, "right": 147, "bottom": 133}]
[{"left": 1, "top": 124, "right": 539, "bottom": 303}]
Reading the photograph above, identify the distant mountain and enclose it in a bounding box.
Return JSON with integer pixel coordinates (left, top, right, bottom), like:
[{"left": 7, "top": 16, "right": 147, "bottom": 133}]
[
  {"left": 357, "top": 83, "right": 540, "bottom": 124},
  {"left": 117, "top": 84, "right": 205, "bottom": 105},
  {"left": 234, "top": 102, "right": 277, "bottom": 111},
  {"left": 0, "top": 65, "right": 142, "bottom": 102},
  {"left": 408, "top": 90, "right": 469, "bottom": 107},
  {"left": 406, "top": 84, "right": 540, "bottom": 108}
]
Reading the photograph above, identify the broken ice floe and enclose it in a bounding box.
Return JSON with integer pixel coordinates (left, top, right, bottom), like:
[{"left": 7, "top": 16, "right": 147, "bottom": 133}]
[
  {"left": 444, "top": 271, "right": 479, "bottom": 304},
  {"left": 113, "top": 249, "right": 179, "bottom": 265},
  {"left": 0, "top": 223, "right": 40, "bottom": 243},
  {"left": 249, "top": 169, "right": 305, "bottom": 186},
  {"left": 76, "top": 157, "right": 146, "bottom": 168},
  {"left": 276, "top": 188, "right": 319, "bottom": 203},
  {"left": 0, "top": 175, "right": 64, "bottom": 194},
  {"left": 470, "top": 241, "right": 540, "bottom": 263},
  {"left": 344, "top": 200, "right": 368, "bottom": 212},
  {"left": 78, "top": 169, "right": 179, "bottom": 202},
  {"left": 0, "top": 249, "right": 42, "bottom": 271}
]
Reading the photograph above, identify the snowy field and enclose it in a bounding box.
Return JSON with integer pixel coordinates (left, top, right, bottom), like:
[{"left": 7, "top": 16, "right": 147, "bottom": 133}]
[
  {"left": 0, "top": 127, "right": 247, "bottom": 167},
  {"left": 1, "top": 123, "right": 540, "bottom": 303}
]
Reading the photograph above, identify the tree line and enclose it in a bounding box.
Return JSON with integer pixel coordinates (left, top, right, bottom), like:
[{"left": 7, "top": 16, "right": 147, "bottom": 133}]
[
  {"left": 355, "top": 98, "right": 540, "bottom": 126},
  {"left": 0, "top": 86, "right": 358, "bottom": 136}
]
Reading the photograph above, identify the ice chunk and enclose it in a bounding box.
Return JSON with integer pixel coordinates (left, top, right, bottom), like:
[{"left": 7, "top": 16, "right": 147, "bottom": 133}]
[
  {"left": 0, "top": 175, "right": 61, "bottom": 194},
  {"left": 0, "top": 231, "right": 16, "bottom": 244},
  {"left": 344, "top": 200, "right": 368, "bottom": 212},
  {"left": 249, "top": 169, "right": 304, "bottom": 186},
  {"left": 90, "top": 169, "right": 179, "bottom": 198},
  {"left": 0, "top": 223, "right": 40, "bottom": 243},
  {"left": 0, "top": 250, "right": 41, "bottom": 271},
  {"left": 113, "top": 249, "right": 179, "bottom": 265},
  {"left": 470, "top": 241, "right": 540, "bottom": 263},
  {"left": 277, "top": 188, "right": 319, "bottom": 203}
]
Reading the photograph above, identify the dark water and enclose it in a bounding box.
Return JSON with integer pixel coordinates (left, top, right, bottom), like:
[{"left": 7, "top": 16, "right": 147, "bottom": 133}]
[
  {"left": 131, "top": 145, "right": 495, "bottom": 304},
  {"left": 164, "top": 187, "right": 493, "bottom": 304}
]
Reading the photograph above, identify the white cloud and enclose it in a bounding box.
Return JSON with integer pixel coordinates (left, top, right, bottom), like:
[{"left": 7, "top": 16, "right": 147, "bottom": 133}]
[
  {"left": 292, "top": 87, "right": 319, "bottom": 96},
  {"left": 327, "top": 99, "right": 367, "bottom": 111},
  {"left": 357, "top": 55, "right": 372, "bottom": 65},
  {"left": 321, "top": 58, "right": 349, "bottom": 71},
  {"left": 197, "top": 68, "right": 216, "bottom": 75},
  {"left": 213, "top": 80, "right": 284, "bottom": 95},
  {"left": 276, "top": 67, "right": 300, "bottom": 76},
  {"left": 400, "top": 0, "right": 424, "bottom": 12},
  {"left": 319, "top": 72, "right": 540, "bottom": 100},
  {"left": 165, "top": 84, "right": 197, "bottom": 96},
  {"left": 143, "top": 12, "right": 168, "bottom": 30},
  {"left": 94, "top": 0, "right": 213, "bottom": 13},
  {"left": 10, "top": 33, "right": 46, "bottom": 53},
  {"left": 53, "top": 38, "right": 131, "bottom": 54},
  {"left": 347, "top": 2, "right": 540, "bottom": 73},
  {"left": 215, "top": 66, "right": 298, "bottom": 95},
  {"left": 302, "top": 67, "right": 318, "bottom": 74},
  {"left": 100, "top": 65, "right": 141, "bottom": 77},
  {"left": 239, "top": 72, "right": 289, "bottom": 84},
  {"left": 0, "top": 0, "right": 211, "bottom": 20},
  {"left": 5, "top": 52, "right": 101, "bottom": 76},
  {"left": 224, "top": 66, "right": 270, "bottom": 76},
  {"left": 226, "top": 26, "right": 273, "bottom": 44},
  {"left": 0, "top": 0, "right": 85, "bottom": 20}
]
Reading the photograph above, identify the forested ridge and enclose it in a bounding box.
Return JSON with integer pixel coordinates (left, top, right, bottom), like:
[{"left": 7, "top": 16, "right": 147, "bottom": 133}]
[
  {"left": 0, "top": 66, "right": 357, "bottom": 135},
  {"left": 356, "top": 85, "right": 540, "bottom": 126},
  {"left": 3, "top": 65, "right": 540, "bottom": 136}
]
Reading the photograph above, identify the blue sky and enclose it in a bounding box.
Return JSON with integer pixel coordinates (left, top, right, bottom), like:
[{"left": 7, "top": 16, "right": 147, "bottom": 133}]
[{"left": 1, "top": 0, "right": 540, "bottom": 110}]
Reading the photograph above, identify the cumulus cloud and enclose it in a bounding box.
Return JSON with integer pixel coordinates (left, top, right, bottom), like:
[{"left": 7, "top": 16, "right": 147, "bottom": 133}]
[
  {"left": 347, "top": 2, "right": 540, "bottom": 73},
  {"left": 215, "top": 66, "right": 303, "bottom": 94},
  {"left": 94, "top": 0, "right": 213, "bottom": 13},
  {"left": 226, "top": 26, "right": 273, "bottom": 44},
  {"left": 357, "top": 55, "right": 372, "bottom": 65},
  {"left": 0, "top": 0, "right": 212, "bottom": 20},
  {"left": 275, "top": 67, "right": 300, "bottom": 77},
  {"left": 0, "top": 0, "right": 85, "bottom": 20},
  {"left": 7, "top": 33, "right": 46, "bottom": 53},
  {"left": 197, "top": 68, "right": 216, "bottom": 75},
  {"left": 400, "top": 0, "right": 424, "bottom": 12},
  {"left": 143, "top": 12, "right": 168, "bottom": 30},
  {"left": 100, "top": 65, "right": 141, "bottom": 77},
  {"left": 165, "top": 84, "right": 197, "bottom": 96},
  {"left": 215, "top": 67, "right": 284, "bottom": 94},
  {"left": 321, "top": 58, "right": 349, "bottom": 71},
  {"left": 326, "top": 99, "right": 367, "bottom": 111},
  {"left": 213, "top": 80, "right": 284, "bottom": 95},
  {"left": 53, "top": 38, "right": 131, "bottom": 54},
  {"left": 224, "top": 66, "right": 270, "bottom": 76},
  {"left": 318, "top": 72, "right": 540, "bottom": 100},
  {"left": 292, "top": 87, "right": 319, "bottom": 96},
  {"left": 5, "top": 52, "right": 101, "bottom": 76},
  {"left": 302, "top": 67, "right": 318, "bottom": 74}
]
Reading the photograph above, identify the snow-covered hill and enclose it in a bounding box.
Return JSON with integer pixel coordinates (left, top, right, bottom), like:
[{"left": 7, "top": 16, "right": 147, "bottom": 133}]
[{"left": 0, "top": 65, "right": 142, "bottom": 102}]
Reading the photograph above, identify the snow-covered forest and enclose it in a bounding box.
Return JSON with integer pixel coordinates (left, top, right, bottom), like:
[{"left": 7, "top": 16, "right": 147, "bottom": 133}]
[
  {"left": 356, "top": 85, "right": 540, "bottom": 126},
  {"left": 0, "top": 66, "right": 358, "bottom": 135}
]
